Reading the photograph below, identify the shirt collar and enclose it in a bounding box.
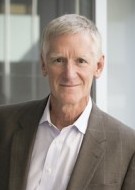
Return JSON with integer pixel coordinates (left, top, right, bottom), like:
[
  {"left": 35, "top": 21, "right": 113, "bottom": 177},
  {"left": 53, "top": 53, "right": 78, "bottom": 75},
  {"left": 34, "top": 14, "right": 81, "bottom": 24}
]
[
  {"left": 39, "top": 96, "right": 92, "bottom": 134},
  {"left": 39, "top": 96, "right": 51, "bottom": 124},
  {"left": 73, "top": 98, "right": 92, "bottom": 134}
]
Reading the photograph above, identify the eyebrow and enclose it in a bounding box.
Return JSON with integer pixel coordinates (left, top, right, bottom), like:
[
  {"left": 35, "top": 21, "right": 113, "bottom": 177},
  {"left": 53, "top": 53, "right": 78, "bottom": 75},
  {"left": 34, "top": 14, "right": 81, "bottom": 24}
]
[{"left": 48, "top": 53, "right": 64, "bottom": 59}]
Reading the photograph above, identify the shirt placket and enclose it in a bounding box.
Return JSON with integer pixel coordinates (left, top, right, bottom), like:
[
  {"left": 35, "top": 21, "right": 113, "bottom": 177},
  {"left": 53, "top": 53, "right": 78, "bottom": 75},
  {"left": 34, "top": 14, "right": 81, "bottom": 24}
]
[{"left": 38, "top": 133, "right": 64, "bottom": 190}]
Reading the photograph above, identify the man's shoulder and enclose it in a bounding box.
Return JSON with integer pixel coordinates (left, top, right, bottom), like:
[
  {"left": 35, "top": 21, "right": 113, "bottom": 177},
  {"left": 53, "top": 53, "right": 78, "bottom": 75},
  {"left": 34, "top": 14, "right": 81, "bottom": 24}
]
[
  {"left": 92, "top": 102, "right": 135, "bottom": 140},
  {"left": 0, "top": 98, "right": 47, "bottom": 110},
  {"left": 0, "top": 98, "right": 48, "bottom": 121}
]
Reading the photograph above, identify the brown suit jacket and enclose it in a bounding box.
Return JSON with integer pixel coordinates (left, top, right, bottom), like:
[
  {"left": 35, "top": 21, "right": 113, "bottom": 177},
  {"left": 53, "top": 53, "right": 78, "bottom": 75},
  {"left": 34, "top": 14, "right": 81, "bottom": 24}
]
[{"left": 0, "top": 97, "right": 135, "bottom": 190}]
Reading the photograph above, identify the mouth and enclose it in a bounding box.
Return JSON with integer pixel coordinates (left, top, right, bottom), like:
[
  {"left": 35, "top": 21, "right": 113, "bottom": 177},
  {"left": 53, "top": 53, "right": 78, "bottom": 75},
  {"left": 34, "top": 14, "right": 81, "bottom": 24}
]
[{"left": 60, "top": 84, "right": 80, "bottom": 87}]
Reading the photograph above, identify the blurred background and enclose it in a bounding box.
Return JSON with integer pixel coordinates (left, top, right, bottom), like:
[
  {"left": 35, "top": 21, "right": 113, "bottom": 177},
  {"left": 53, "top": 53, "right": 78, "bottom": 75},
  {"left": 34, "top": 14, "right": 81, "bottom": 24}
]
[{"left": 0, "top": 0, "right": 135, "bottom": 128}]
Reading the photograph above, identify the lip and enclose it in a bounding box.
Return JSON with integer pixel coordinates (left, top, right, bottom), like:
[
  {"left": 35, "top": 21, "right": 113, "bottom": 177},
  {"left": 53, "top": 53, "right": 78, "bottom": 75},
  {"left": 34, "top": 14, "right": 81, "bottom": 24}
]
[{"left": 60, "top": 84, "right": 80, "bottom": 87}]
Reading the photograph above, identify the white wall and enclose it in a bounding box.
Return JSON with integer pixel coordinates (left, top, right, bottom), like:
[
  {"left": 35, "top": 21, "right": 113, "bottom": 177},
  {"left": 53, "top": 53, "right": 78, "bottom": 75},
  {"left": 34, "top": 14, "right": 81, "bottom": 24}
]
[
  {"left": 107, "top": 0, "right": 135, "bottom": 128},
  {"left": 95, "top": 0, "right": 107, "bottom": 112}
]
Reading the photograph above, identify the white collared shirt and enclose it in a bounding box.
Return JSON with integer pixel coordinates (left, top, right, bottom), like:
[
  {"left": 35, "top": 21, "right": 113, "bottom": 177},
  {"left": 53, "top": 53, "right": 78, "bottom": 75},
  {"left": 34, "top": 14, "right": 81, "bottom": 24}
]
[{"left": 26, "top": 97, "right": 92, "bottom": 190}]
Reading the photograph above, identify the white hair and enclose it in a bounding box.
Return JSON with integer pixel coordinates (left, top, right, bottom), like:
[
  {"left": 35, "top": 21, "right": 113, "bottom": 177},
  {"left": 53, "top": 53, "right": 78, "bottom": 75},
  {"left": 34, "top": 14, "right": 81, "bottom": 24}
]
[{"left": 41, "top": 14, "right": 102, "bottom": 60}]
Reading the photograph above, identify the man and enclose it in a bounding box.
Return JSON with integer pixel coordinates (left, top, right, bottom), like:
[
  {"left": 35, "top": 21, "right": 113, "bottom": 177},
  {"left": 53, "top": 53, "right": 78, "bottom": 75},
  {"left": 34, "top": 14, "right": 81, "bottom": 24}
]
[{"left": 0, "top": 14, "right": 135, "bottom": 190}]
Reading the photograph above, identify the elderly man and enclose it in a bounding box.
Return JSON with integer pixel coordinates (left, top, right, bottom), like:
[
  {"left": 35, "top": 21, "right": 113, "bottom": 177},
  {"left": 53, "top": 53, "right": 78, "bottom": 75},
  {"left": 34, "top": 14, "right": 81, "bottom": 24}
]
[{"left": 0, "top": 14, "right": 135, "bottom": 190}]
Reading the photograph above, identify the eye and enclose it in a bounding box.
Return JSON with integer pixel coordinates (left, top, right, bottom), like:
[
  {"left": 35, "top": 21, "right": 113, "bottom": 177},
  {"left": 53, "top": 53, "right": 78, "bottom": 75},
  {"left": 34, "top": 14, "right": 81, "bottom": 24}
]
[
  {"left": 53, "top": 57, "right": 65, "bottom": 64},
  {"left": 77, "top": 58, "right": 87, "bottom": 64}
]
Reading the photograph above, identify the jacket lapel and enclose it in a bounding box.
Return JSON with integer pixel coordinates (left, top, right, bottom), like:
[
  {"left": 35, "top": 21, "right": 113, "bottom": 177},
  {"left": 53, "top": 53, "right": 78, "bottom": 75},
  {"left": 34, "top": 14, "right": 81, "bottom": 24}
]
[
  {"left": 9, "top": 98, "right": 48, "bottom": 190},
  {"left": 67, "top": 103, "right": 106, "bottom": 190}
]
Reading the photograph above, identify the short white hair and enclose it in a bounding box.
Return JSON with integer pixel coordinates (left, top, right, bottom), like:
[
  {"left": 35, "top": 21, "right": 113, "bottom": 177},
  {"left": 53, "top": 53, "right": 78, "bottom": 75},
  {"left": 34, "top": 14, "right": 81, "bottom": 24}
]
[{"left": 41, "top": 14, "right": 102, "bottom": 60}]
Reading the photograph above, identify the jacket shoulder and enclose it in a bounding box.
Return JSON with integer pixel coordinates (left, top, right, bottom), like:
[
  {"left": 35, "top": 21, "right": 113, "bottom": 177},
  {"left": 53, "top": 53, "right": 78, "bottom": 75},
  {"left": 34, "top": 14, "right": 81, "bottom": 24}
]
[
  {"left": 91, "top": 102, "right": 135, "bottom": 146},
  {"left": 93, "top": 102, "right": 134, "bottom": 131},
  {"left": 0, "top": 98, "right": 47, "bottom": 117},
  {"left": 0, "top": 98, "right": 48, "bottom": 133}
]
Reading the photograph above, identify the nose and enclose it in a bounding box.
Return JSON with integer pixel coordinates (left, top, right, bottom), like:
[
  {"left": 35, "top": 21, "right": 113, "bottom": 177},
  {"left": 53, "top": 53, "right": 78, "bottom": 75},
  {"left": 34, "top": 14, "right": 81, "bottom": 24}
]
[{"left": 63, "top": 60, "right": 77, "bottom": 79}]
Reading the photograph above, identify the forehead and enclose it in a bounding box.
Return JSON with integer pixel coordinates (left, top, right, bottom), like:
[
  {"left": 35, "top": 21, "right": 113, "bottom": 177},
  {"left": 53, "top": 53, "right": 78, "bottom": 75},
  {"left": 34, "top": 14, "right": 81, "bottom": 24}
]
[{"left": 47, "top": 32, "right": 96, "bottom": 57}]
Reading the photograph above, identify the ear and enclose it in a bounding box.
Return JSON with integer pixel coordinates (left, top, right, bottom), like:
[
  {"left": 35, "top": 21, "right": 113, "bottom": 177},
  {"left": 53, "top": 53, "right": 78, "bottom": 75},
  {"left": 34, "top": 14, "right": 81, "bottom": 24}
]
[
  {"left": 94, "top": 55, "right": 104, "bottom": 78},
  {"left": 40, "top": 54, "right": 48, "bottom": 76}
]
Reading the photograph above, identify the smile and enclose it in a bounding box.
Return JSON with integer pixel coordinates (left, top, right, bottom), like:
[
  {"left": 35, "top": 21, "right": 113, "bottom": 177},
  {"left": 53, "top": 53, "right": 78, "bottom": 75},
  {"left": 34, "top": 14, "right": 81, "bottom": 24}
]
[{"left": 60, "top": 84, "right": 80, "bottom": 87}]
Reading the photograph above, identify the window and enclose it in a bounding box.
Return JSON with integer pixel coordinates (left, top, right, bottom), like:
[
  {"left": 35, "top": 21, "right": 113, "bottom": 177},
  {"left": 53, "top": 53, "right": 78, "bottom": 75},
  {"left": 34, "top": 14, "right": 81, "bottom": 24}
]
[{"left": 0, "top": 0, "right": 95, "bottom": 104}]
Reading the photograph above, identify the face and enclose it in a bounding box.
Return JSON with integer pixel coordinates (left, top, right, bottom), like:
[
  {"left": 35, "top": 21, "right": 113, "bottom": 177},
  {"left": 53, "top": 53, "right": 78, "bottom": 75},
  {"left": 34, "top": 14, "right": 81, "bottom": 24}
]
[{"left": 41, "top": 32, "right": 104, "bottom": 106}]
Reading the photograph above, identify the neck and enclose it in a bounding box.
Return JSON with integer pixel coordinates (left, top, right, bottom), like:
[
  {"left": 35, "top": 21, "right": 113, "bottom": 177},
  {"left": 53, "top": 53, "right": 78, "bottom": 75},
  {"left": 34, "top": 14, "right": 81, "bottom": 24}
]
[{"left": 49, "top": 96, "right": 89, "bottom": 130}]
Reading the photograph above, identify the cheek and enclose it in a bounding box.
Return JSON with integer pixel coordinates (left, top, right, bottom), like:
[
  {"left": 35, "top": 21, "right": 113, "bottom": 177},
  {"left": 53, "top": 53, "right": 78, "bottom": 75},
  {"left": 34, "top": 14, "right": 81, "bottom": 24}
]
[
  {"left": 82, "top": 71, "right": 95, "bottom": 88},
  {"left": 47, "top": 71, "right": 60, "bottom": 89},
  {"left": 82, "top": 67, "right": 95, "bottom": 80}
]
